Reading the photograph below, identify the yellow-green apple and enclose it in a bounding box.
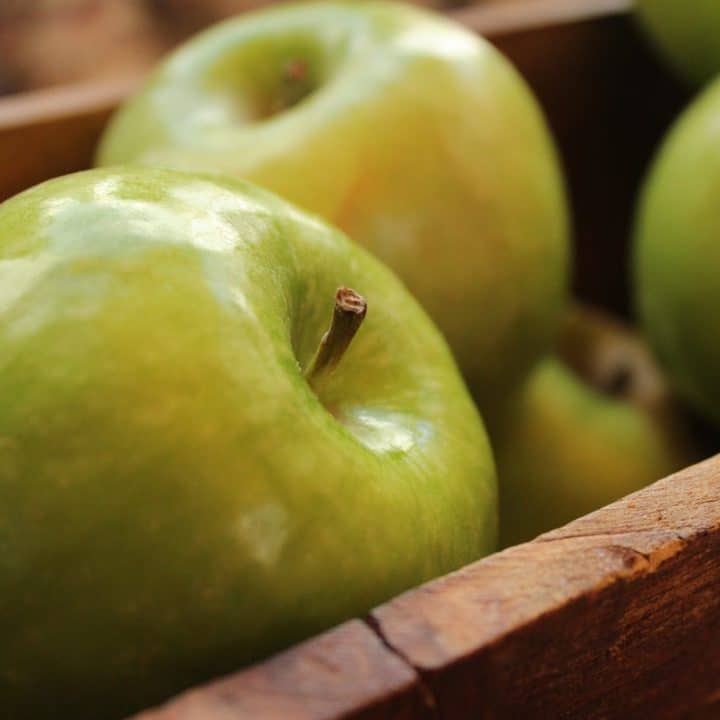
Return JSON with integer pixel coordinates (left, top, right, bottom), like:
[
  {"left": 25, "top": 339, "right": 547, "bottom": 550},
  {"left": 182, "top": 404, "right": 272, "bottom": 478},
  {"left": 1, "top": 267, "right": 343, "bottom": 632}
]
[
  {"left": 636, "top": 0, "right": 720, "bottom": 85},
  {"left": 96, "top": 1, "right": 570, "bottom": 405},
  {"left": 488, "top": 306, "right": 698, "bottom": 547},
  {"left": 634, "top": 78, "right": 720, "bottom": 425},
  {"left": 0, "top": 167, "right": 497, "bottom": 719}
]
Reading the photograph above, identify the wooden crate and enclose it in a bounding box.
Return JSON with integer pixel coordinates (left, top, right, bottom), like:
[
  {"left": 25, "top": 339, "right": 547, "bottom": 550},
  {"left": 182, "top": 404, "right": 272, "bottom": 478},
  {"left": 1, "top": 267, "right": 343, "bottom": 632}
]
[{"left": 1, "top": 1, "right": 718, "bottom": 718}]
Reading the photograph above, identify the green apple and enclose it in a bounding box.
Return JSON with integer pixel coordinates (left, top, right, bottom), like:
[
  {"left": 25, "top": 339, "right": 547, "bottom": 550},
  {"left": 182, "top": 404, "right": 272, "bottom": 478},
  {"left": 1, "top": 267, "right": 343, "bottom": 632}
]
[
  {"left": 0, "top": 167, "right": 497, "bottom": 719},
  {"left": 634, "top": 78, "right": 720, "bottom": 425},
  {"left": 96, "top": 1, "right": 570, "bottom": 405},
  {"left": 636, "top": 0, "right": 720, "bottom": 86},
  {"left": 489, "top": 306, "right": 697, "bottom": 548}
]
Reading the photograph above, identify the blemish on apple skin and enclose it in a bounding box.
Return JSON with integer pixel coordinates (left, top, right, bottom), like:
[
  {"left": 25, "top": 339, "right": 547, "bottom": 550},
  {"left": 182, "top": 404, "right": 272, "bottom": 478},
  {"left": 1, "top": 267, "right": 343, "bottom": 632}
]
[{"left": 233, "top": 503, "right": 289, "bottom": 567}]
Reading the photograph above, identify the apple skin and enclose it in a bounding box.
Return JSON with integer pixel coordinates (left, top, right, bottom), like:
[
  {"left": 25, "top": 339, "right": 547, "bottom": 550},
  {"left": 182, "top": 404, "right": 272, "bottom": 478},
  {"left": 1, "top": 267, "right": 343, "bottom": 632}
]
[
  {"left": 635, "top": 0, "right": 720, "bottom": 86},
  {"left": 0, "top": 167, "right": 497, "bottom": 719},
  {"left": 488, "top": 307, "right": 698, "bottom": 548},
  {"left": 96, "top": 1, "right": 570, "bottom": 406},
  {"left": 634, "top": 78, "right": 720, "bottom": 426}
]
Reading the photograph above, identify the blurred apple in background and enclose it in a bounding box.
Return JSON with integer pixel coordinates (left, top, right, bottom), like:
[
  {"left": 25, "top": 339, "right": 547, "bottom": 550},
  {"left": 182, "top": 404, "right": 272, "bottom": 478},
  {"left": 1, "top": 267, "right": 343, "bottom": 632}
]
[
  {"left": 488, "top": 306, "right": 698, "bottom": 548},
  {"left": 96, "top": 1, "right": 570, "bottom": 409},
  {"left": 634, "top": 77, "right": 720, "bottom": 426},
  {"left": 635, "top": 0, "right": 720, "bottom": 86},
  {"left": 0, "top": 167, "right": 496, "bottom": 719}
]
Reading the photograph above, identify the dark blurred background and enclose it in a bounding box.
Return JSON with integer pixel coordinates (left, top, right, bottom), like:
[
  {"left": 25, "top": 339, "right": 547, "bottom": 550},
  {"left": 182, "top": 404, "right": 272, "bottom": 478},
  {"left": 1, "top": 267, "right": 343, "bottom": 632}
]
[{"left": 0, "top": 0, "right": 519, "bottom": 96}]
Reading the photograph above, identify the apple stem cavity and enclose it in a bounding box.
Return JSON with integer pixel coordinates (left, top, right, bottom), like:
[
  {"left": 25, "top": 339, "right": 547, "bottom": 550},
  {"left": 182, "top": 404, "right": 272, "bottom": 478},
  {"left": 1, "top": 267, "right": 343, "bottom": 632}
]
[
  {"left": 305, "top": 287, "right": 367, "bottom": 389},
  {"left": 599, "top": 363, "right": 634, "bottom": 399},
  {"left": 284, "top": 58, "right": 308, "bottom": 84},
  {"left": 270, "top": 58, "right": 312, "bottom": 115}
]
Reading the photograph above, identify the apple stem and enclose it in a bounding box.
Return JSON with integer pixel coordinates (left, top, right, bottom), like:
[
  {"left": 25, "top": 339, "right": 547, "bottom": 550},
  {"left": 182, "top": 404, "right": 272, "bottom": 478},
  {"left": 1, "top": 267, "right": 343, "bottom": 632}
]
[{"left": 305, "top": 287, "right": 367, "bottom": 389}]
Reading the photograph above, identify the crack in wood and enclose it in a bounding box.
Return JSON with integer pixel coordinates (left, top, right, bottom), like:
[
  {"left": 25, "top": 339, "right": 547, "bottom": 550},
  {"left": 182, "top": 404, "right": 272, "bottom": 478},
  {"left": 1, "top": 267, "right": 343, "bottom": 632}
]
[{"left": 363, "top": 613, "right": 441, "bottom": 718}]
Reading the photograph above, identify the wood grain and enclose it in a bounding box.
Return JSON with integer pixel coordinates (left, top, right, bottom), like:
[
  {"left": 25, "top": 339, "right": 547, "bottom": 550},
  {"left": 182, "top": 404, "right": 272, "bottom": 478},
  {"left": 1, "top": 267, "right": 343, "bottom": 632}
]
[
  {"left": 372, "top": 455, "right": 720, "bottom": 719},
  {"left": 131, "top": 620, "right": 434, "bottom": 720}
]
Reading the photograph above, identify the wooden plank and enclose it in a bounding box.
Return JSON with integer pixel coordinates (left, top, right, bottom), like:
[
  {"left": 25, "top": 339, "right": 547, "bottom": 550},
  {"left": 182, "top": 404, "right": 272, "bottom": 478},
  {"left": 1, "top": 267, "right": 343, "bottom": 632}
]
[
  {"left": 454, "top": 0, "right": 632, "bottom": 36},
  {"left": 371, "top": 455, "right": 720, "bottom": 719},
  {"left": 0, "top": 77, "right": 140, "bottom": 203},
  {"left": 683, "top": 691, "right": 720, "bottom": 720},
  {"left": 130, "top": 620, "right": 435, "bottom": 720},
  {"left": 0, "top": 78, "right": 139, "bottom": 129}
]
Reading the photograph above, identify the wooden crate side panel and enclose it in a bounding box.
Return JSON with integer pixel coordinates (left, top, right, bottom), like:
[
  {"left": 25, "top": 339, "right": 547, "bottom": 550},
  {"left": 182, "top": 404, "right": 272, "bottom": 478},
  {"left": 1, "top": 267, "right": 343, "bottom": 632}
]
[
  {"left": 372, "top": 456, "right": 720, "bottom": 719},
  {"left": 0, "top": 80, "right": 136, "bottom": 203},
  {"left": 131, "top": 620, "right": 435, "bottom": 720}
]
